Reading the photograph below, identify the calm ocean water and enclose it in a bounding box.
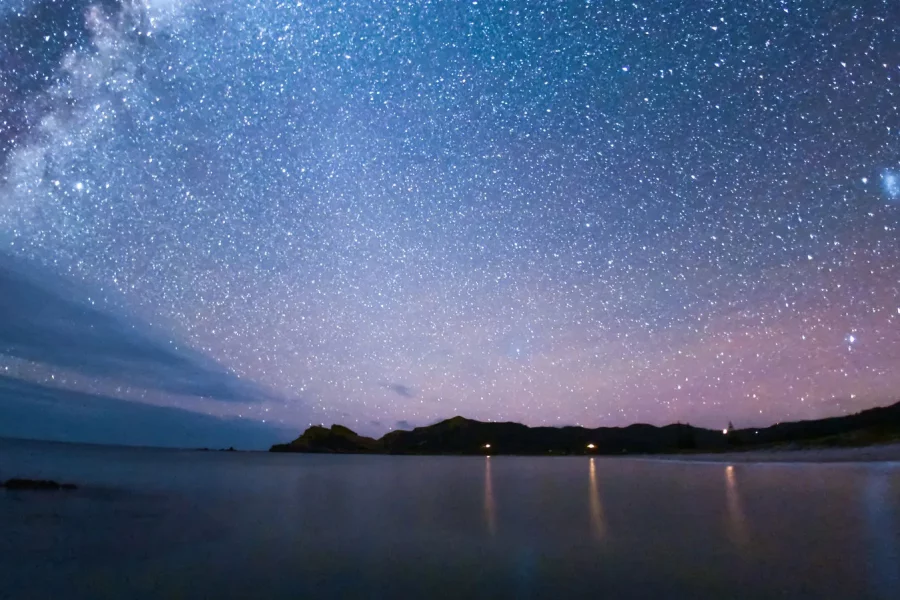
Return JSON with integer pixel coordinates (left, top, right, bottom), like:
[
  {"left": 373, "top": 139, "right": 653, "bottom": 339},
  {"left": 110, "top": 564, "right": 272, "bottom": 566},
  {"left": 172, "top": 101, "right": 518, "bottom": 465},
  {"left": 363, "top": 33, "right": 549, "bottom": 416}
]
[{"left": 1, "top": 436, "right": 898, "bottom": 599}]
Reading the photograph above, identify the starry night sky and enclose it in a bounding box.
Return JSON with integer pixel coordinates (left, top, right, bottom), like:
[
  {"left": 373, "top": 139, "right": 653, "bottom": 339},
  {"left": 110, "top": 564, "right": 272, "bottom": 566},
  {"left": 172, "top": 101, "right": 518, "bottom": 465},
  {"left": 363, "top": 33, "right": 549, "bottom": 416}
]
[{"left": 1, "top": 0, "right": 899, "bottom": 443}]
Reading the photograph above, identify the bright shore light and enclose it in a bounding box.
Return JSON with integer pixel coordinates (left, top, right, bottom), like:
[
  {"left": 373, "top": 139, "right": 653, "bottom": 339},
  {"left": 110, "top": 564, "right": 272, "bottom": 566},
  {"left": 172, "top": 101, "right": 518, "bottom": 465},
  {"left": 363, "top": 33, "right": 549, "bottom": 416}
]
[{"left": 587, "top": 443, "right": 596, "bottom": 449}]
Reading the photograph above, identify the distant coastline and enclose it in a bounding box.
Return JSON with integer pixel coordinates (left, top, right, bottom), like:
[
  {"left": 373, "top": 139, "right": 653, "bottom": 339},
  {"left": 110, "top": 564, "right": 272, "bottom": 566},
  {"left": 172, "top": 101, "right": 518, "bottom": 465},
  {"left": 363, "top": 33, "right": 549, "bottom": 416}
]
[{"left": 270, "top": 399, "right": 900, "bottom": 456}]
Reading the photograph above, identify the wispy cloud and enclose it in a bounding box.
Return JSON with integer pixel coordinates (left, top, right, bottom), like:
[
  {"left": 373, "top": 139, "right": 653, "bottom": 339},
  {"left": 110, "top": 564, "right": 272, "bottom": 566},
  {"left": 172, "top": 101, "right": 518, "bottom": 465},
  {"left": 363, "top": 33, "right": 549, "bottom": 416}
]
[
  {"left": 0, "top": 375, "right": 288, "bottom": 449},
  {"left": 0, "top": 252, "right": 271, "bottom": 403},
  {"left": 381, "top": 382, "right": 416, "bottom": 398}
]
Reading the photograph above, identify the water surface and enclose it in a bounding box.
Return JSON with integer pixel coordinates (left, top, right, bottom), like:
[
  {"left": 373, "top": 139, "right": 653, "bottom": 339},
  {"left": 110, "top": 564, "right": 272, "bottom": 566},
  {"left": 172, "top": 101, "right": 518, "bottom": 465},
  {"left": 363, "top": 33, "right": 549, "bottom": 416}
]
[{"left": 1, "top": 437, "right": 898, "bottom": 599}]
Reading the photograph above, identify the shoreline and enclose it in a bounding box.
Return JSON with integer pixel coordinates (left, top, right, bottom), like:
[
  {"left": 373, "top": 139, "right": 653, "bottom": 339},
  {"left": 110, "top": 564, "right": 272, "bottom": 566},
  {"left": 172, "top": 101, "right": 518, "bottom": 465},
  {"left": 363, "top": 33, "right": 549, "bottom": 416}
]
[
  {"left": 4, "top": 435, "right": 900, "bottom": 463},
  {"left": 649, "top": 443, "right": 900, "bottom": 464}
]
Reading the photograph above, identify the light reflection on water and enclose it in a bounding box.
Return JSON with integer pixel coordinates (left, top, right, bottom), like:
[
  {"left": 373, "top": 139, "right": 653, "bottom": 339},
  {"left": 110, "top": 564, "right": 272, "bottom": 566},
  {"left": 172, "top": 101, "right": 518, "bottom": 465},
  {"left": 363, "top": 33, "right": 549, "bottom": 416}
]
[
  {"left": 724, "top": 464, "right": 749, "bottom": 549},
  {"left": 484, "top": 456, "right": 496, "bottom": 536},
  {"left": 588, "top": 457, "right": 605, "bottom": 540}
]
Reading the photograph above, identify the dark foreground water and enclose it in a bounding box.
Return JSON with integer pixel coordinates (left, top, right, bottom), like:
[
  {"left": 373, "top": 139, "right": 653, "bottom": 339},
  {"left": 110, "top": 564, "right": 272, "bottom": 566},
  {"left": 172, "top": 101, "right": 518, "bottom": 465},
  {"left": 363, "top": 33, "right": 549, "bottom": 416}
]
[{"left": 1, "top": 437, "right": 899, "bottom": 600}]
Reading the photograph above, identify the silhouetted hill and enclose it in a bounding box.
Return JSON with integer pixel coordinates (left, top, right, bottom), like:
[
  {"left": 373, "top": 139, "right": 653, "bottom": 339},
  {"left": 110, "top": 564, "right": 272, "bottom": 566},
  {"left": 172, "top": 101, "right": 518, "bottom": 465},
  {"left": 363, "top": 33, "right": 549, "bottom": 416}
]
[
  {"left": 726, "top": 400, "right": 900, "bottom": 448},
  {"left": 271, "top": 400, "right": 900, "bottom": 455},
  {"left": 270, "top": 424, "right": 381, "bottom": 453}
]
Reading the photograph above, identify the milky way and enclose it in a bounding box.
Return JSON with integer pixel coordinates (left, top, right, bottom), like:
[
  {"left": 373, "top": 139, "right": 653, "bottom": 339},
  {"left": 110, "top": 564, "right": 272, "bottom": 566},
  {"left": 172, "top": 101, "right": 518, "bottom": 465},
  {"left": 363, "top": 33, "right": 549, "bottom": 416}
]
[{"left": 1, "top": 0, "right": 899, "bottom": 435}]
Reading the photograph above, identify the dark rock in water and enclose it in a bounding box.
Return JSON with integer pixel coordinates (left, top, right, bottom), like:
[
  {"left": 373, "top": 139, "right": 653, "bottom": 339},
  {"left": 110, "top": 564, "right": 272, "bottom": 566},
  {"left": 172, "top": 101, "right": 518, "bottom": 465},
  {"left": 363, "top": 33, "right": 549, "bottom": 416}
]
[{"left": 2, "top": 478, "right": 77, "bottom": 490}]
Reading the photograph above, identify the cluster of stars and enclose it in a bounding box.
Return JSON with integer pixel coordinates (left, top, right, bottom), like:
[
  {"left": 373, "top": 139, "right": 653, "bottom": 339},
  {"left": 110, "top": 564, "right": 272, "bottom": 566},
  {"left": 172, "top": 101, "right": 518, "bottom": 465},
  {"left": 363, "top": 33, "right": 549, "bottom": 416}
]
[{"left": 0, "top": 0, "right": 898, "bottom": 435}]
